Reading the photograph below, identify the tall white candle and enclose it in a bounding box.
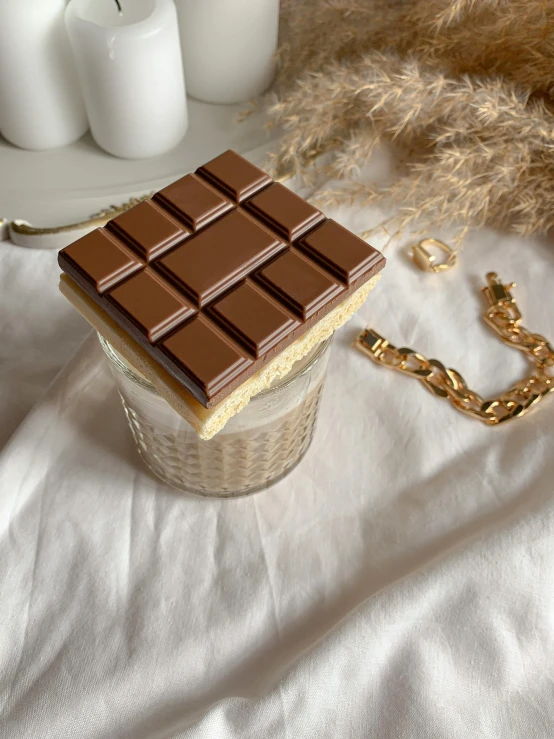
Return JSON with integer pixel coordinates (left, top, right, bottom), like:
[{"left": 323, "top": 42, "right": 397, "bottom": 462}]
[
  {"left": 0, "top": 0, "right": 88, "bottom": 151},
  {"left": 65, "top": 0, "right": 188, "bottom": 160},
  {"left": 175, "top": 0, "right": 280, "bottom": 104}
]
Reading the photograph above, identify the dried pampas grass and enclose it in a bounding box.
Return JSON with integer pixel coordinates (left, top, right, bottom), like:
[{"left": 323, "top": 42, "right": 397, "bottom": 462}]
[{"left": 268, "top": 0, "right": 554, "bottom": 240}]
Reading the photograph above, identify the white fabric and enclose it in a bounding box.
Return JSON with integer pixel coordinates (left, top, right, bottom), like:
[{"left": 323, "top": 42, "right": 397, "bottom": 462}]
[{"left": 1, "top": 145, "right": 554, "bottom": 739}]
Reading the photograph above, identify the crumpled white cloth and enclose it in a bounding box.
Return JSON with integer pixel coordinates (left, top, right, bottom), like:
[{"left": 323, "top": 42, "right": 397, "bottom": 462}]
[{"left": 1, "top": 147, "right": 554, "bottom": 739}]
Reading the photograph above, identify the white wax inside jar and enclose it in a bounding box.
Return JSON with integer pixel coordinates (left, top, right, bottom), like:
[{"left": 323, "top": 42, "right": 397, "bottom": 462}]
[
  {"left": 66, "top": 0, "right": 188, "bottom": 160},
  {"left": 0, "top": 0, "right": 88, "bottom": 150}
]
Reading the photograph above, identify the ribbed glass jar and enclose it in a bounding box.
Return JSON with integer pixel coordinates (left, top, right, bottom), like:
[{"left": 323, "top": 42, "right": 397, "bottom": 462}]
[{"left": 99, "top": 335, "right": 332, "bottom": 497}]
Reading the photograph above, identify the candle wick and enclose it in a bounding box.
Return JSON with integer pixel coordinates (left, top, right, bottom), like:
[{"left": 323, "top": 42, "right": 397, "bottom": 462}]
[{"left": 114, "top": 0, "right": 123, "bottom": 13}]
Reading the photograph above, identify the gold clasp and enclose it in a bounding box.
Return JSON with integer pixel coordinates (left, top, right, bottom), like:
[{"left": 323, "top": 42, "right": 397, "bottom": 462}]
[
  {"left": 482, "top": 272, "right": 521, "bottom": 322},
  {"left": 482, "top": 272, "right": 515, "bottom": 305},
  {"left": 411, "top": 238, "right": 457, "bottom": 273},
  {"left": 356, "top": 329, "right": 390, "bottom": 359}
]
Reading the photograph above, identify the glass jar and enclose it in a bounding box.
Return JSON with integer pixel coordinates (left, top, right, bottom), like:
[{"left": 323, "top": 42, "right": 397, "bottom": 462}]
[{"left": 99, "top": 335, "right": 332, "bottom": 498}]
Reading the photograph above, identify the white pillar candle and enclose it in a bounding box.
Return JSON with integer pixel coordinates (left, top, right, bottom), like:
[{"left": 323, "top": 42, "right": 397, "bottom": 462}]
[
  {"left": 0, "top": 0, "right": 88, "bottom": 151},
  {"left": 65, "top": 0, "right": 188, "bottom": 160},
  {"left": 175, "top": 0, "right": 280, "bottom": 104}
]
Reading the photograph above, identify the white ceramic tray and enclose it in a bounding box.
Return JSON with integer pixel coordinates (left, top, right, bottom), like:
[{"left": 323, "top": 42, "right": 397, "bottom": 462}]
[{"left": 0, "top": 99, "right": 276, "bottom": 227}]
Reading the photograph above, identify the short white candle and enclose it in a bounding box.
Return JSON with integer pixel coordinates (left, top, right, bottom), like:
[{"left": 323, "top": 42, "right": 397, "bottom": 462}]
[
  {"left": 0, "top": 0, "right": 88, "bottom": 151},
  {"left": 175, "top": 0, "right": 280, "bottom": 104},
  {"left": 65, "top": 0, "right": 188, "bottom": 160}
]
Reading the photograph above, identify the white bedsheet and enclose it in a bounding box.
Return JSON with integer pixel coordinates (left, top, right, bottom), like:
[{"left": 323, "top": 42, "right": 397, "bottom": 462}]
[{"left": 1, "top": 143, "right": 553, "bottom": 739}]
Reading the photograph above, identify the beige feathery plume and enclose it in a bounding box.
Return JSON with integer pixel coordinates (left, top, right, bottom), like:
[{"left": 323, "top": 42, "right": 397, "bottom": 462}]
[{"left": 269, "top": 0, "right": 554, "bottom": 240}]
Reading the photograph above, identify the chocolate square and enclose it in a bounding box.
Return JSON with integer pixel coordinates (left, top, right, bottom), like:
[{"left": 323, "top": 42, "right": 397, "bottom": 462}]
[
  {"left": 59, "top": 229, "right": 142, "bottom": 294},
  {"left": 108, "top": 268, "right": 196, "bottom": 343},
  {"left": 153, "top": 174, "right": 233, "bottom": 231},
  {"left": 245, "top": 183, "right": 325, "bottom": 241},
  {"left": 197, "top": 150, "right": 272, "bottom": 203},
  {"left": 255, "top": 250, "right": 344, "bottom": 320},
  {"left": 298, "top": 219, "right": 384, "bottom": 286},
  {"left": 107, "top": 200, "right": 189, "bottom": 262},
  {"left": 210, "top": 280, "right": 298, "bottom": 358},
  {"left": 161, "top": 315, "right": 252, "bottom": 398}
]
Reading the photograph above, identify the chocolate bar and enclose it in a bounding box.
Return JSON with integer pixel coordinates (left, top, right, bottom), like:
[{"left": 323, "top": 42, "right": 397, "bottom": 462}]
[{"left": 58, "top": 150, "right": 385, "bottom": 408}]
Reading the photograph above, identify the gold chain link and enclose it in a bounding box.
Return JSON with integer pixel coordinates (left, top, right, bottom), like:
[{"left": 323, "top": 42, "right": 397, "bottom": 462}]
[{"left": 355, "top": 272, "right": 554, "bottom": 425}]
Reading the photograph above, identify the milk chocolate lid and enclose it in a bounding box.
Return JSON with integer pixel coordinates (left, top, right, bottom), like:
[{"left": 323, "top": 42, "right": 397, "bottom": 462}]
[{"left": 59, "top": 150, "right": 386, "bottom": 407}]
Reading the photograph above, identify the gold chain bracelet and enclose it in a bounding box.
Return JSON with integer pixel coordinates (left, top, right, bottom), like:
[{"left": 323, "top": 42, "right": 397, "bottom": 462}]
[{"left": 355, "top": 273, "right": 554, "bottom": 425}]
